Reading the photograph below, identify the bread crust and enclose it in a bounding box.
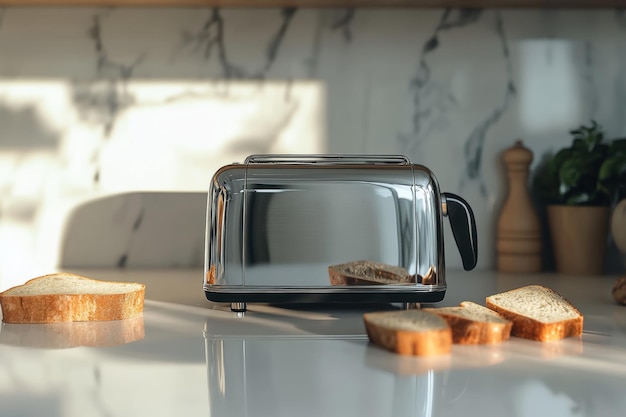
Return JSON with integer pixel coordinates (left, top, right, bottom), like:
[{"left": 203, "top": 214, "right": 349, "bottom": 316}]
[
  {"left": 486, "top": 287, "right": 583, "bottom": 342},
  {"left": 363, "top": 313, "right": 452, "bottom": 356},
  {"left": 425, "top": 305, "right": 512, "bottom": 345},
  {"left": 0, "top": 273, "right": 145, "bottom": 324}
]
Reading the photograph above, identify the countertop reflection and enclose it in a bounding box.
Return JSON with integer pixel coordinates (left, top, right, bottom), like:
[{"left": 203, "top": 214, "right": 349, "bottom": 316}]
[{"left": 1, "top": 269, "right": 626, "bottom": 417}]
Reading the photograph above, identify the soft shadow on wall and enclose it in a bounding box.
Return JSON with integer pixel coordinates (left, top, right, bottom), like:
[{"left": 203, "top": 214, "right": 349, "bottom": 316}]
[
  {"left": 0, "top": 7, "right": 333, "bottom": 288},
  {"left": 0, "top": 80, "right": 326, "bottom": 290},
  {"left": 0, "top": 102, "right": 63, "bottom": 288}
]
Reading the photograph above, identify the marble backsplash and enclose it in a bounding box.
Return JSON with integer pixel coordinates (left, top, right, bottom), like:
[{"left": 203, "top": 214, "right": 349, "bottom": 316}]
[{"left": 1, "top": 7, "right": 625, "bottom": 288}]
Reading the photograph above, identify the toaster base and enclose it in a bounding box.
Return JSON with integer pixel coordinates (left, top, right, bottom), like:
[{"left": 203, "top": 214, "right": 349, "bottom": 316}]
[{"left": 204, "top": 289, "right": 446, "bottom": 312}]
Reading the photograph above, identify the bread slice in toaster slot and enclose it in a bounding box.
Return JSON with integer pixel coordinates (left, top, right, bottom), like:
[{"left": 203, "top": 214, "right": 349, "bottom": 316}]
[{"left": 328, "top": 261, "right": 437, "bottom": 286}]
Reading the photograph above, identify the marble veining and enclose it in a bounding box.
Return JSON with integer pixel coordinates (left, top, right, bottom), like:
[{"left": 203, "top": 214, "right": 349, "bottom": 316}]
[
  {"left": 181, "top": 8, "right": 299, "bottom": 79},
  {"left": 462, "top": 10, "right": 516, "bottom": 196},
  {"left": 70, "top": 12, "right": 133, "bottom": 136},
  {"left": 0, "top": 7, "right": 625, "bottom": 284},
  {"left": 399, "top": 9, "right": 484, "bottom": 159},
  {"left": 330, "top": 9, "right": 355, "bottom": 42}
]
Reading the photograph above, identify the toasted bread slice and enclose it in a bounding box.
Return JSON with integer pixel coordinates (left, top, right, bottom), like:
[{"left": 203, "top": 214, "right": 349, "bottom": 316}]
[
  {"left": 329, "top": 260, "right": 415, "bottom": 286},
  {"left": 0, "top": 273, "right": 145, "bottom": 324},
  {"left": 424, "top": 301, "right": 512, "bottom": 344},
  {"left": 363, "top": 309, "right": 452, "bottom": 356},
  {"left": 485, "top": 285, "right": 583, "bottom": 342}
]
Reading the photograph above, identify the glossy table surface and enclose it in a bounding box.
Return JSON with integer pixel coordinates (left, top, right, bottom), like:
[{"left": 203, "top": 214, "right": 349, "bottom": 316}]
[{"left": 1, "top": 269, "right": 626, "bottom": 417}]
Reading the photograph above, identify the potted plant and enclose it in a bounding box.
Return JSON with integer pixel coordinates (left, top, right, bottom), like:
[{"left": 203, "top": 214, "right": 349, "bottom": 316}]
[
  {"left": 607, "top": 142, "right": 626, "bottom": 270},
  {"left": 533, "top": 120, "right": 626, "bottom": 275}
]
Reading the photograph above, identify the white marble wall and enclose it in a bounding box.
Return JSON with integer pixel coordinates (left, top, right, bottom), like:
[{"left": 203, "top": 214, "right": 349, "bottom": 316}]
[{"left": 1, "top": 7, "right": 626, "bottom": 285}]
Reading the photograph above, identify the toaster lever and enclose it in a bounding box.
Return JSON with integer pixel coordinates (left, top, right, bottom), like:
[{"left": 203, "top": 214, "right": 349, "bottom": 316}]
[{"left": 442, "top": 193, "right": 478, "bottom": 270}]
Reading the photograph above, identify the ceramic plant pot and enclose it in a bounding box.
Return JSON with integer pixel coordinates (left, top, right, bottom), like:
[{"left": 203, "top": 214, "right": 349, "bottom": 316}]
[
  {"left": 611, "top": 199, "right": 626, "bottom": 269},
  {"left": 548, "top": 205, "right": 610, "bottom": 275}
]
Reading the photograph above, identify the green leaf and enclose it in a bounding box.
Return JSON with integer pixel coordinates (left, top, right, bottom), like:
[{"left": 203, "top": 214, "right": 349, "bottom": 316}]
[
  {"left": 558, "top": 154, "right": 606, "bottom": 203},
  {"left": 569, "top": 120, "right": 605, "bottom": 151},
  {"left": 609, "top": 138, "right": 626, "bottom": 155},
  {"left": 591, "top": 143, "right": 609, "bottom": 160},
  {"left": 558, "top": 159, "right": 584, "bottom": 196},
  {"left": 599, "top": 156, "right": 626, "bottom": 182},
  {"left": 553, "top": 148, "right": 573, "bottom": 168},
  {"left": 598, "top": 155, "right": 626, "bottom": 198},
  {"left": 572, "top": 138, "right": 587, "bottom": 151},
  {"left": 532, "top": 120, "right": 622, "bottom": 206},
  {"left": 565, "top": 192, "right": 594, "bottom": 205}
]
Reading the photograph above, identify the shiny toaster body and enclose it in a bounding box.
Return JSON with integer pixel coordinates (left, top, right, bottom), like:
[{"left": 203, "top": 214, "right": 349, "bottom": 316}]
[{"left": 204, "top": 155, "right": 477, "bottom": 311}]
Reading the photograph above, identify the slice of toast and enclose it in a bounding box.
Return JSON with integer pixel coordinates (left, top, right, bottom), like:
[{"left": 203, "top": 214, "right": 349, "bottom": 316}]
[
  {"left": 485, "top": 285, "right": 583, "bottom": 342},
  {"left": 363, "top": 309, "right": 452, "bottom": 356},
  {"left": 424, "top": 301, "right": 512, "bottom": 344},
  {"left": 329, "top": 260, "right": 415, "bottom": 286},
  {"left": 0, "top": 273, "right": 145, "bottom": 324}
]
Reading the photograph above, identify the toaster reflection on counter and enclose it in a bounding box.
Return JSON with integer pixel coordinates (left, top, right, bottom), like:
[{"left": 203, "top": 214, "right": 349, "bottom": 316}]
[
  {"left": 204, "top": 155, "right": 477, "bottom": 311},
  {"left": 204, "top": 332, "right": 440, "bottom": 417}
]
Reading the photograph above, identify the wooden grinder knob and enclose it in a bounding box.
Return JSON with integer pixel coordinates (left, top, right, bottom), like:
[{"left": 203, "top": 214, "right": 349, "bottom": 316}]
[{"left": 497, "top": 140, "right": 542, "bottom": 273}]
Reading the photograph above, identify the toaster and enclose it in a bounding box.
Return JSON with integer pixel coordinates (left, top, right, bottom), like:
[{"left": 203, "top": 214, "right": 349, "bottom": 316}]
[{"left": 204, "top": 155, "right": 477, "bottom": 311}]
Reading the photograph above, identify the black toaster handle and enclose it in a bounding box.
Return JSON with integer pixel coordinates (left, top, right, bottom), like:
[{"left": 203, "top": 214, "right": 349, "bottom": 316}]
[{"left": 442, "top": 193, "right": 478, "bottom": 271}]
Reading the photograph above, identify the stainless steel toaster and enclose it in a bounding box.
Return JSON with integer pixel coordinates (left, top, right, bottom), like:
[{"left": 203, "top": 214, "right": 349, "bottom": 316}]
[{"left": 204, "top": 155, "right": 477, "bottom": 311}]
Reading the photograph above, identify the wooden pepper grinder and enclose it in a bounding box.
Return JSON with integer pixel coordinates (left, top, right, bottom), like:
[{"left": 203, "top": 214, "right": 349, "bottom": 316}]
[{"left": 497, "top": 140, "right": 542, "bottom": 273}]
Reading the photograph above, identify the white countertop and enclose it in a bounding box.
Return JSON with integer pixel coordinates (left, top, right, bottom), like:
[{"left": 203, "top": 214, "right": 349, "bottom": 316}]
[{"left": 1, "top": 269, "right": 626, "bottom": 417}]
